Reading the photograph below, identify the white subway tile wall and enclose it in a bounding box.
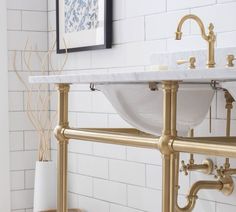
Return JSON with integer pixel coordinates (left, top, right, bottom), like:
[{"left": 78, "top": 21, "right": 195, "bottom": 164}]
[
  {"left": 8, "top": 0, "right": 236, "bottom": 211},
  {"left": 7, "top": 0, "right": 48, "bottom": 211}
]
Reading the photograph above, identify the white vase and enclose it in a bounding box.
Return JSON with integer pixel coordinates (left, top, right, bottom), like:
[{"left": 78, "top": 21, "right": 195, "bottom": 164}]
[{"left": 34, "top": 161, "right": 57, "bottom": 212}]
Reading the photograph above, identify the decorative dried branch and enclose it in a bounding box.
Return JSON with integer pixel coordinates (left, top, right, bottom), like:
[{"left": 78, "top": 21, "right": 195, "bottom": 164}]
[{"left": 13, "top": 39, "right": 68, "bottom": 161}]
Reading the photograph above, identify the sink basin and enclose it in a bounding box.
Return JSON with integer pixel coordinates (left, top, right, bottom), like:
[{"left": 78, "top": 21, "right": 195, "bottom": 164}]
[{"left": 96, "top": 83, "right": 215, "bottom": 136}]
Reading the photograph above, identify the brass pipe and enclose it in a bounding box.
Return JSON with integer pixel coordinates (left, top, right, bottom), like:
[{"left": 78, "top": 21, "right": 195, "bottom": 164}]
[
  {"left": 172, "top": 138, "right": 236, "bottom": 158},
  {"left": 63, "top": 128, "right": 159, "bottom": 149},
  {"left": 176, "top": 180, "right": 223, "bottom": 212},
  {"left": 54, "top": 84, "right": 70, "bottom": 212}
]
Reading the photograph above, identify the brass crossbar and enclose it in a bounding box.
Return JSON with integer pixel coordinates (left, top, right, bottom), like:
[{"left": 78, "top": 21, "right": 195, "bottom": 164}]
[{"left": 62, "top": 128, "right": 236, "bottom": 158}]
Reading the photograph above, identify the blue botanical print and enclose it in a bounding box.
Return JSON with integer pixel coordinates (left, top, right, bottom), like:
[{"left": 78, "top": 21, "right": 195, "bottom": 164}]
[{"left": 64, "top": 0, "right": 99, "bottom": 33}]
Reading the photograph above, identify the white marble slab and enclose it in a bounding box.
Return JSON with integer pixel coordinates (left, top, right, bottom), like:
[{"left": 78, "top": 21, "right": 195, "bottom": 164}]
[
  {"left": 29, "top": 47, "right": 236, "bottom": 85},
  {"left": 29, "top": 68, "right": 236, "bottom": 84}
]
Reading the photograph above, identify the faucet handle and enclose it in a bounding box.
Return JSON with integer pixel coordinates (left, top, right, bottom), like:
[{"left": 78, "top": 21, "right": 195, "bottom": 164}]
[
  {"left": 177, "top": 57, "right": 196, "bottom": 69},
  {"left": 227, "top": 54, "right": 236, "bottom": 67},
  {"left": 180, "top": 160, "right": 189, "bottom": 176}
]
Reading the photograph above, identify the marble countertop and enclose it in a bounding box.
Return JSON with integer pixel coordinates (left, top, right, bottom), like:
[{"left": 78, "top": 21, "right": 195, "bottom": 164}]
[{"left": 29, "top": 68, "right": 236, "bottom": 84}]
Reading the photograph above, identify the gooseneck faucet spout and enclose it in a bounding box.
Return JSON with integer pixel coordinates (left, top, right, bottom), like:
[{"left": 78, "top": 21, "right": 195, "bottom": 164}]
[{"left": 175, "top": 14, "right": 216, "bottom": 68}]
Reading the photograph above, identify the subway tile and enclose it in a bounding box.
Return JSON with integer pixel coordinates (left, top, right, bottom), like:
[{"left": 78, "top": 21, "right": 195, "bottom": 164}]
[
  {"left": 11, "top": 171, "right": 24, "bottom": 190},
  {"left": 113, "top": 0, "right": 125, "bottom": 20},
  {"left": 77, "top": 154, "right": 109, "bottom": 179},
  {"left": 68, "top": 153, "right": 77, "bottom": 173},
  {"left": 127, "top": 147, "right": 162, "bottom": 165},
  {"left": 22, "top": 11, "right": 47, "bottom": 31},
  {"left": 24, "top": 131, "right": 41, "bottom": 151},
  {"left": 146, "top": 165, "right": 162, "bottom": 189},
  {"left": 69, "top": 91, "right": 92, "bottom": 112},
  {"left": 78, "top": 195, "right": 110, "bottom": 212},
  {"left": 69, "top": 140, "right": 93, "bottom": 155},
  {"left": 8, "top": 51, "right": 22, "bottom": 71},
  {"left": 48, "top": 11, "right": 56, "bottom": 31},
  {"left": 93, "top": 143, "right": 126, "bottom": 160},
  {"left": 167, "top": 0, "right": 216, "bottom": 11},
  {"left": 110, "top": 204, "right": 144, "bottom": 212},
  {"left": 91, "top": 45, "right": 126, "bottom": 68},
  {"left": 8, "top": 31, "right": 48, "bottom": 51},
  {"left": 7, "top": 10, "right": 21, "bottom": 30},
  {"left": 216, "top": 203, "right": 236, "bottom": 212},
  {"left": 77, "top": 113, "right": 108, "bottom": 128},
  {"left": 109, "top": 160, "right": 146, "bottom": 186},
  {"left": 68, "top": 173, "right": 93, "bottom": 196},
  {"left": 22, "top": 51, "right": 49, "bottom": 72},
  {"left": 126, "top": 0, "right": 166, "bottom": 18},
  {"left": 8, "top": 72, "right": 28, "bottom": 92},
  {"left": 7, "top": 0, "right": 47, "bottom": 11},
  {"left": 48, "top": 0, "right": 56, "bottom": 11},
  {"left": 8, "top": 92, "right": 24, "bottom": 111},
  {"left": 113, "top": 17, "right": 145, "bottom": 44},
  {"left": 191, "top": 2, "right": 236, "bottom": 33},
  {"left": 10, "top": 151, "right": 37, "bottom": 171},
  {"left": 217, "top": 31, "right": 236, "bottom": 48},
  {"left": 9, "top": 112, "right": 35, "bottom": 131},
  {"left": 9, "top": 132, "right": 24, "bottom": 151},
  {"left": 93, "top": 178, "right": 127, "bottom": 205},
  {"left": 167, "top": 35, "right": 206, "bottom": 52},
  {"left": 68, "top": 193, "right": 79, "bottom": 209},
  {"left": 146, "top": 10, "right": 190, "bottom": 40},
  {"left": 25, "top": 170, "right": 35, "bottom": 189},
  {"left": 63, "top": 51, "right": 92, "bottom": 70},
  {"left": 128, "top": 185, "right": 161, "bottom": 211},
  {"left": 11, "top": 189, "right": 34, "bottom": 210}
]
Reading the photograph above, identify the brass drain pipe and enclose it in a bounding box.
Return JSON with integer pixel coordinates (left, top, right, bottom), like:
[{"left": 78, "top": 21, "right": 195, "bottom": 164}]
[{"left": 176, "top": 176, "right": 233, "bottom": 212}]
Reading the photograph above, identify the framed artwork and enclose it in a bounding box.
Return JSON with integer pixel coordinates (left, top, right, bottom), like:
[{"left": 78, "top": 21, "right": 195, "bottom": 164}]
[{"left": 56, "top": 0, "right": 112, "bottom": 53}]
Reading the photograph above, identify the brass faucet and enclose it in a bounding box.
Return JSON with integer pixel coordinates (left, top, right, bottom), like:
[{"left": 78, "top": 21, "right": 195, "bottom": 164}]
[{"left": 175, "top": 14, "right": 216, "bottom": 68}]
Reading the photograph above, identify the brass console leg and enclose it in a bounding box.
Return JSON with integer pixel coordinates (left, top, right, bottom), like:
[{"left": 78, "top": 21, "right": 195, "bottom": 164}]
[
  {"left": 160, "top": 81, "right": 179, "bottom": 212},
  {"left": 160, "top": 81, "right": 172, "bottom": 212},
  {"left": 170, "top": 82, "right": 179, "bottom": 212},
  {"left": 54, "top": 84, "right": 70, "bottom": 212}
]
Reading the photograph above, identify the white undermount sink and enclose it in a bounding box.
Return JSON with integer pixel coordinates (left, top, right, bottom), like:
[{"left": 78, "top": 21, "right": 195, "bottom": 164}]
[{"left": 96, "top": 83, "right": 214, "bottom": 136}]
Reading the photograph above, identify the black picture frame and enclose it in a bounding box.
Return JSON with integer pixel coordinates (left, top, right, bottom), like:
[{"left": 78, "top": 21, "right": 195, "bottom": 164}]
[{"left": 56, "top": 0, "right": 112, "bottom": 53}]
